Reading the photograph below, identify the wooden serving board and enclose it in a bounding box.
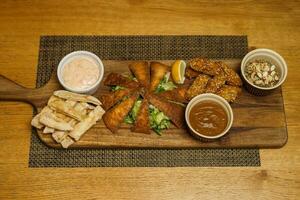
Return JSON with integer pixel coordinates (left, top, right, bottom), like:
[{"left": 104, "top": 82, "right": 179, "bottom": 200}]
[{"left": 0, "top": 59, "right": 288, "bottom": 149}]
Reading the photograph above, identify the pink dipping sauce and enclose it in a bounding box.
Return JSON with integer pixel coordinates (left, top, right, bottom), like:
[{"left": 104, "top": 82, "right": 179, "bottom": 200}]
[{"left": 62, "top": 56, "right": 100, "bottom": 90}]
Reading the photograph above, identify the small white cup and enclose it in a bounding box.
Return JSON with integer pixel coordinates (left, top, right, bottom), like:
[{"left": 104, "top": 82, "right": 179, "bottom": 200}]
[
  {"left": 57, "top": 51, "right": 104, "bottom": 94},
  {"left": 241, "top": 48, "right": 288, "bottom": 95},
  {"left": 185, "top": 93, "right": 233, "bottom": 140}
]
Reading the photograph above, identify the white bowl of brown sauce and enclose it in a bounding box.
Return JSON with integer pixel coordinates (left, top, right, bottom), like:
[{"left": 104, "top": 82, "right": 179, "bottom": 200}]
[{"left": 185, "top": 93, "right": 233, "bottom": 140}]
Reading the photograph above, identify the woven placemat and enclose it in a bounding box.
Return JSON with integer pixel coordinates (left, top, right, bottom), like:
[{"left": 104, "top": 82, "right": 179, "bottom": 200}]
[{"left": 29, "top": 35, "right": 260, "bottom": 167}]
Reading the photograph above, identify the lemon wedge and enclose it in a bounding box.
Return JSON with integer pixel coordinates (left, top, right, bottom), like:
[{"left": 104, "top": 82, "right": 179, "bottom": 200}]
[{"left": 172, "top": 60, "right": 186, "bottom": 84}]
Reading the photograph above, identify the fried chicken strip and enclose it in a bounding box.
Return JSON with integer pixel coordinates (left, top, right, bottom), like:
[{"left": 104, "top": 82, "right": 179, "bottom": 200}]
[
  {"left": 99, "top": 88, "right": 135, "bottom": 111},
  {"left": 158, "top": 85, "right": 189, "bottom": 104},
  {"left": 149, "top": 62, "right": 169, "bottom": 92},
  {"left": 132, "top": 99, "right": 150, "bottom": 134},
  {"left": 102, "top": 93, "right": 139, "bottom": 133},
  {"left": 129, "top": 61, "right": 150, "bottom": 88},
  {"left": 216, "top": 85, "right": 242, "bottom": 103},
  {"left": 189, "top": 58, "right": 223, "bottom": 76},
  {"left": 186, "top": 74, "right": 210, "bottom": 100},
  {"left": 205, "top": 74, "right": 227, "bottom": 93},
  {"left": 148, "top": 94, "right": 185, "bottom": 128},
  {"left": 104, "top": 72, "right": 139, "bottom": 88},
  {"left": 218, "top": 62, "right": 242, "bottom": 86},
  {"left": 185, "top": 67, "right": 200, "bottom": 79}
]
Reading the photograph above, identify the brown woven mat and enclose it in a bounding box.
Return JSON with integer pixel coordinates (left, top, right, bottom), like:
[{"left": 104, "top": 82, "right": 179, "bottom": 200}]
[{"left": 29, "top": 35, "right": 260, "bottom": 167}]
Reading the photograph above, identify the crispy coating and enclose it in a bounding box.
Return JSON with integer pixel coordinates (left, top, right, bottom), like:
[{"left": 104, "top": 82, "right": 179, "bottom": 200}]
[
  {"left": 132, "top": 99, "right": 150, "bottom": 134},
  {"left": 102, "top": 93, "right": 139, "bottom": 133},
  {"left": 104, "top": 72, "right": 139, "bottom": 88},
  {"left": 218, "top": 62, "right": 242, "bottom": 86},
  {"left": 148, "top": 94, "right": 185, "bottom": 128},
  {"left": 185, "top": 67, "right": 200, "bottom": 79},
  {"left": 205, "top": 74, "right": 227, "bottom": 93},
  {"left": 186, "top": 74, "right": 210, "bottom": 100},
  {"left": 149, "top": 62, "right": 169, "bottom": 92},
  {"left": 216, "top": 85, "right": 242, "bottom": 103},
  {"left": 158, "top": 85, "right": 189, "bottom": 104},
  {"left": 129, "top": 61, "right": 150, "bottom": 88},
  {"left": 189, "top": 58, "right": 223, "bottom": 76},
  {"left": 99, "top": 88, "right": 134, "bottom": 111}
]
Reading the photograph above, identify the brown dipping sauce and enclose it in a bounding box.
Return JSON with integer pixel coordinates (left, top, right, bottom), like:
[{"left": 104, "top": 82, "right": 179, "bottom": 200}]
[{"left": 189, "top": 100, "right": 228, "bottom": 136}]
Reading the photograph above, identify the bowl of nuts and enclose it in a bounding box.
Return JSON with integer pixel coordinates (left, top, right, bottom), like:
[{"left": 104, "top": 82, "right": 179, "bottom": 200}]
[{"left": 241, "top": 48, "right": 288, "bottom": 96}]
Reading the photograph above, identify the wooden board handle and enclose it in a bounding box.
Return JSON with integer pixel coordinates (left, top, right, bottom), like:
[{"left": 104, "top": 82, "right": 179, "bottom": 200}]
[{"left": 0, "top": 75, "right": 39, "bottom": 105}]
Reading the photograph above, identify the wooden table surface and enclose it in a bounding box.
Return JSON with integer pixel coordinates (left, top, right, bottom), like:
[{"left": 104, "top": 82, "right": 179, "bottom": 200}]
[{"left": 0, "top": 0, "right": 299, "bottom": 199}]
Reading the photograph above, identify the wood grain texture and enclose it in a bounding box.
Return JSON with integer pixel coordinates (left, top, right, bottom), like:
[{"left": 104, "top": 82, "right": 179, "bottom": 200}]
[
  {"left": 0, "top": 0, "right": 299, "bottom": 200},
  {"left": 3, "top": 59, "right": 283, "bottom": 149}
]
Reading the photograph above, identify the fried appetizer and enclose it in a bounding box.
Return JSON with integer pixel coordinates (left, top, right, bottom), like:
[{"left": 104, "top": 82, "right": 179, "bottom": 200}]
[
  {"left": 218, "top": 62, "right": 242, "bottom": 86},
  {"left": 132, "top": 99, "right": 150, "bottom": 134},
  {"left": 149, "top": 62, "right": 169, "bottom": 92},
  {"left": 148, "top": 94, "right": 185, "bottom": 128},
  {"left": 129, "top": 61, "right": 150, "bottom": 88},
  {"left": 186, "top": 74, "right": 210, "bottom": 100},
  {"left": 216, "top": 85, "right": 242, "bottom": 103},
  {"left": 185, "top": 67, "right": 200, "bottom": 79},
  {"left": 205, "top": 74, "right": 227, "bottom": 93},
  {"left": 189, "top": 58, "right": 223, "bottom": 76},
  {"left": 104, "top": 72, "right": 139, "bottom": 88},
  {"left": 158, "top": 85, "right": 189, "bottom": 104},
  {"left": 99, "top": 88, "right": 134, "bottom": 110},
  {"left": 103, "top": 93, "right": 139, "bottom": 133}
]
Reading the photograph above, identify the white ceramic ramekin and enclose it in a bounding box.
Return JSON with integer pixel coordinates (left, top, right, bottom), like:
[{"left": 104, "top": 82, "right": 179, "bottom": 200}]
[
  {"left": 241, "top": 48, "right": 287, "bottom": 96},
  {"left": 185, "top": 93, "right": 233, "bottom": 140},
  {"left": 57, "top": 51, "right": 104, "bottom": 94}
]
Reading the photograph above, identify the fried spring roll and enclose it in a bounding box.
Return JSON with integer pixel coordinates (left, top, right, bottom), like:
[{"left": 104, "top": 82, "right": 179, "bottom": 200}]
[
  {"left": 103, "top": 93, "right": 139, "bottom": 133},
  {"left": 131, "top": 99, "right": 150, "bottom": 134},
  {"left": 104, "top": 72, "right": 139, "bottom": 88},
  {"left": 99, "top": 88, "right": 134, "bottom": 111},
  {"left": 149, "top": 62, "right": 169, "bottom": 92},
  {"left": 148, "top": 94, "right": 185, "bottom": 128},
  {"left": 129, "top": 61, "right": 150, "bottom": 88},
  {"left": 158, "top": 86, "right": 189, "bottom": 104}
]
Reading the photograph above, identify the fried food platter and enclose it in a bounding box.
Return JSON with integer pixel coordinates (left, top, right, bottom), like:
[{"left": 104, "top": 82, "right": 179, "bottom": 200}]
[{"left": 0, "top": 59, "right": 287, "bottom": 149}]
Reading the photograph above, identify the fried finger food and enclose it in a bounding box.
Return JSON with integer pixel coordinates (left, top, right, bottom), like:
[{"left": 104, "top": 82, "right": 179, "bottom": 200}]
[
  {"left": 186, "top": 74, "right": 210, "bottom": 100},
  {"left": 148, "top": 94, "right": 185, "bottom": 128},
  {"left": 99, "top": 88, "right": 134, "bottom": 110},
  {"left": 185, "top": 67, "right": 200, "bottom": 79},
  {"left": 149, "top": 62, "right": 169, "bottom": 92},
  {"left": 103, "top": 93, "right": 139, "bottom": 133},
  {"left": 189, "top": 58, "right": 222, "bottom": 76},
  {"left": 129, "top": 61, "right": 150, "bottom": 88},
  {"left": 104, "top": 72, "right": 139, "bottom": 88},
  {"left": 158, "top": 85, "right": 189, "bottom": 104},
  {"left": 216, "top": 85, "right": 242, "bottom": 103},
  {"left": 132, "top": 99, "right": 150, "bottom": 134},
  {"left": 205, "top": 74, "right": 227, "bottom": 93},
  {"left": 218, "top": 62, "right": 242, "bottom": 86}
]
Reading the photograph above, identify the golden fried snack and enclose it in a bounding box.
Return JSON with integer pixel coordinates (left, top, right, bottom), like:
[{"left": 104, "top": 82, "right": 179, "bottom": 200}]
[
  {"left": 103, "top": 93, "right": 139, "bottom": 133},
  {"left": 104, "top": 72, "right": 139, "bottom": 88},
  {"left": 158, "top": 85, "right": 189, "bottom": 104},
  {"left": 185, "top": 67, "right": 200, "bottom": 79},
  {"left": 186, "top": 74, "right": 210, "bottom": 100},
  {"left": 148, "top": 94, "right": 185, "bottom": 128},
  {"left": 129, "top": 61, "right": 150, "bottom": 88},
  {"left": 149, "top": 62, "right": 169, "bottom": 92},
  {"left": 132, "top": 99, "right": 150, "bottom": 134},
  {"left": 189, "top": 58, "right": 222, "bottom": 76},
  {"left": 218, "top": 62, "right": 242, "bottom": 86},
  {"left": 205, "top": 74, "right": 227, "bottom": 93},
  {"left": 217, "top": 85, "right": 242, "bottom": 103},
  {"left": 99, "top": 88, "right": 135, "bottom": 111}
]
